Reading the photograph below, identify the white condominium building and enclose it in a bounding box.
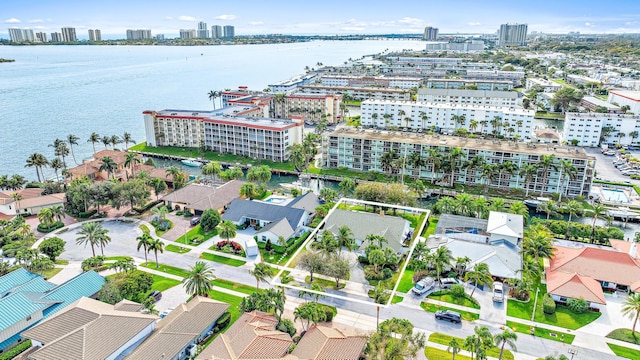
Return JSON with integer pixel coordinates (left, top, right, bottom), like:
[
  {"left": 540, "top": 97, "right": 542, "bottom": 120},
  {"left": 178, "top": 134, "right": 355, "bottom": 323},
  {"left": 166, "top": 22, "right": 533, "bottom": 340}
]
[
  {"left": 273, "top": 93, "right": 343, "bottom": 124},
  {"left": 608, "top": 91, "right": 640, "bottom": 114},
  {"left": 320, "top": 75, "right": 422, "bottom": 89},
  {"left": 298, "top": 85, "right": 410, "bottom": 101},
  {"left": 564, "top": 112, "right": 640, "bottom": 147},
  {"left": 464, "top": 70, "right": 525, "bottom": 86},
  {"left": 61, "top": 27, "right": 77, "bottom": 42},
  {"left": 417, "top": 89, "right": 522, "bottom": 108},
  {"left": 323, "top": 128, "right": 594, "bottom": 197},
  {"left": 525, "top": 78, "right": 563, "bottom": 92},
  {"left": 360, "top": 99, "right": 534, "bottom": 140},
  {"left": 143, "top": 107, "right": 303, "bottom": 162}
]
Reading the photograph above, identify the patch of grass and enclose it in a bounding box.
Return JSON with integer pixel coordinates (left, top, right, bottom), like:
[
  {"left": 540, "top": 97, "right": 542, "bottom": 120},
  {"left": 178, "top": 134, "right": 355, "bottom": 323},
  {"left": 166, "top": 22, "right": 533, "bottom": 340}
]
[
  {"left": 535, "top": 111, "right": 565, "bottom": 119},
  {"left": 607, "top": 343, "right": 640, "bottom": 359},
  {"left": 54, "top": 259, "right": 69, "bottom": 265},
  {"left": 606, "top": 329, "right": 640, "bottom": 345},
  {"left": 199, "top": 252, "right": 246, "bottom": 267},
  {"left": 141, "top": 262, "right": 190, "bottom": 278},
  {"left": 165, "top": 244, "right": 191, "bottom": 254},
  {"left": 305, "top": 275, "right": 344, "bottom": 289},
  {"left": 429, "top": 333, "right": 514, "bottom": 360},
  {"left": 175, "top": 225, "right": 217, "bottom": 245},
  {"left": 506, "top": 320, "right": 575, "bottom": 344},
  {"left": 152, "top": 219, "right": 173, "bottom": 237},
  {"left": 427, "top": 292, "right": 481, "bottom": 310},
  {"left": 208, "top": 289, "right": 244, "bottom": 322},
  {"left": 397, "top": 269, "right": 415, "bottom": 293},
  {"left": 105, "top": 256, "right": 133, "bottom": 261},
  {"left": 425, "top": 346, "right": 472, "bottom": 360},
  {"left": 420, "top": 302, "right": 479, "bottom": 321},
  {"left": 35, "top": 267, "right": 63, "bottom": 279},
  {"left": 139, "top": 224, "right": 150, "bottom": 234},
  {"left": 392, "top": 295, "right": 403, "bottom": 304},
  {"left": 422, "top": 217, "right": 439, "bottom": 237},
  {"left": 212, "top": 278, "right": 258, "bottom": 296},
  {"left": 150, "top": 274, "right": 182, "bottom": 292}
]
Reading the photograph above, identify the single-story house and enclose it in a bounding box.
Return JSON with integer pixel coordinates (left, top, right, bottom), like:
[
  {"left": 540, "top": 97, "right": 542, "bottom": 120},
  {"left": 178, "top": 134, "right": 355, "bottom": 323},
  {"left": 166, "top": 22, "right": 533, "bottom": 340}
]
[
  {"left": 161, "top": 180, "right": 245, "bottom": 215},
  {"left": 224, "top": 199, "right": 308, "bottom": 238},
  {"left": 0, "top": 269, "right": 105, "bottom": 352},
  {"left": 0, "top": 188, "right": 65, "bottom": 217},
  {"left": 66, "top": 150, "right": 140, "bottom": 183},
  {"left": 290, "top": 325, "right": 367, "bottom": 360},
  {"left": 197, "top": 310, "right": 292, "bottom": 360},
  {"left": 22, "top": 297, "right": 156, "bottom": 360},
  {"left": 253, "top": 192, "right": 320, "bottom": 245},
  {"left": 545, "top": 240, "right": 640, "bottom": 307},
  {"left": 126, "top": 296, "right": 229, "bottom": 360},
  {"left": 322, "top": 209, "right": 412, "bottom": 255},
  {"left": 486, "top": 211, "right": 523, "bottom": 247}
]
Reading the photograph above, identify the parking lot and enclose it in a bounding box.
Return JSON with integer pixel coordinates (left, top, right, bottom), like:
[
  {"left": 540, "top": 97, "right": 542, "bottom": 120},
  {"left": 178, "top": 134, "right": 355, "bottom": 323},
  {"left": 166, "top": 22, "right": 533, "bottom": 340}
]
[{"left": 584, "top": 147, "right": 640, "bottom": 184}]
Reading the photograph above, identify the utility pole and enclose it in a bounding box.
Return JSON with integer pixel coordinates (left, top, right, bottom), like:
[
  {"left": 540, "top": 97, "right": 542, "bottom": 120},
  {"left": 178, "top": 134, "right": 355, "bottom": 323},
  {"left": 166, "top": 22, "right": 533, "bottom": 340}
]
[{"left": 531, "top": 287, "right": 540, "bottom": 321}]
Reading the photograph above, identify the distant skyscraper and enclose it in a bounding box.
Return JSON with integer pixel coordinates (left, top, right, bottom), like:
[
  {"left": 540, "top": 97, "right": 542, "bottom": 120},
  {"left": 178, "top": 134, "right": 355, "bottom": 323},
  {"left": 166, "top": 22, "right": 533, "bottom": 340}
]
[
  {"left": 155, "top": 34, "right": 164, "bottom": 40},
  {"left": 223, "top": 25, "right": 235, "bottom": 38},
  {"left": 8, "top": 28, "right": 35, "bottom": 42},
  {"left": 61, "top": 27, "right": 77, "bottom": 42},
  {"left": 423, "top": 26, "right": 438, "bottom": 41},
  {"left": 36, "top": 32, "right": 47, "bottom": 42},
  {"left": 197, "top": 21, "right": 209, "bottom": 39},
  {"left": 211, "top": 25, "right": 223, "bottom": 39},
  {"left": 50, "top": 32, "right": 63, "bottom": 42},
  {"left": 126, "top": 29, "right": 151, "bottom": 40},
  {"left": 180, "top": 29, "right": 196, "bottom": 39},
  {"left": 88, "top": 29, "right": 101, "bottom": 41},
  {"left": 498, "top": 23, "right": 528, "bottom": 47}
]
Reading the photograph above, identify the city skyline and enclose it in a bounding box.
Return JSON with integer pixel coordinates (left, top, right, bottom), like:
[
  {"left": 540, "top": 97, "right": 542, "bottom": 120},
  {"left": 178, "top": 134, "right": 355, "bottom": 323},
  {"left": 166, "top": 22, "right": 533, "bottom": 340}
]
[{"left": 2, "top": 0, "right": 640, "bottom": 40}]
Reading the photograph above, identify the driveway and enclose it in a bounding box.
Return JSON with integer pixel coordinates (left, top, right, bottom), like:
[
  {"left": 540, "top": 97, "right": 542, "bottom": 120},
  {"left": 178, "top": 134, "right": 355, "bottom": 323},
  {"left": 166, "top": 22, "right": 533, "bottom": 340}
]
[
  {"left": 56, "top": 220, "right": 146, "bottom": 261},
  {"left": 157, "top": 213, "right": 192, "bottom": 242},
  {"left": 585, "top": 147, "right": 640, "bottom": 184},
  {"left": 579, "top": 292, "right": 636, "bottom": 336},
  {"left": 468, "top": 283, "right": 507, "bottom": 324}
]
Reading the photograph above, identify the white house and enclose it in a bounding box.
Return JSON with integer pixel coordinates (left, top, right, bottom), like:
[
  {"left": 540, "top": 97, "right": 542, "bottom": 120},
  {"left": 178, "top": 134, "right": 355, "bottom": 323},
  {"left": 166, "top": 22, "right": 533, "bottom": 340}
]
[{"left": 486, "top": 211, "right": 524, "bottom": 247}]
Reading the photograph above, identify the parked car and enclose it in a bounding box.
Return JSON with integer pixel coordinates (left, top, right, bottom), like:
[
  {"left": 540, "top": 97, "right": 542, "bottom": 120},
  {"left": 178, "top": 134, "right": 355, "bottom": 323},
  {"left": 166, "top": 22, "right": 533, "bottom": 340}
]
[
  {"left": 411, "top": 277, "right": 435, "bottom": 296},
  {"left": 440, "top": 278, "right": 460, "bottom": 289},
  {"left": 492, "top": 282, "right": 505, "bottom": 303},
  {"left": 159, "top": 306, "right": 175, "bottom": 319},
  {"left": 604, "top": 151, "right": 616, "bottom": 156},
  {"left": 148, "top": 290, "right": 162, "bottom": 302},
  {"left": 190, "top": 216, "right": 201, "bottom": 226},
  {"left": 435, "top": 310, "right": 462, "bottom": 324}
]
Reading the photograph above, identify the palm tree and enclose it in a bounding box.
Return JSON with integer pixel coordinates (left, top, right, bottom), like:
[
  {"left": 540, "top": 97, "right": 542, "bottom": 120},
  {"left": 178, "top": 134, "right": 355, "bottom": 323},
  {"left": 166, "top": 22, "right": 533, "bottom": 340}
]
[
  {"left": 630, "top": 131, "right": 640, "bottom": 146},
  {"left": 498, "top": 161, "right": 518, "bottom": 186},
  {"left": 455, "top": 193, "right": 475, "bottom": 217},
  {"left": 37, "top": 208, "right": 55, "bottom": 228},
  {"left": 10, "top": 193, "right": 23, "bottom": 215},
  {"left": 338, "top": 177, "right": 356, "bottom": 197},
  {"left": 427, "top": 149, "right": 442, "bottom": 184},
  {"left": 538, "top": 201, "right": 560, "bottom": 220},
  {"left": 337, "top": 225, "right": 355, "bottom": 253},
  {"left": 464, "top": 263, "right": 493, "bottom": 296},
  {"left": 50, "top": 158, "right": 64, "bottom": 182},
  {"left": 148, "top": 238, "right": 164, "bottom": 269},
  {"left": 218, "top": 220, "right": 237, "bottom": 242},
  {"left": 67, "top": 134, "right": 80, "bottom": 165},
  {"left": 239, "top": 183, "right": 256, "bottom": 200},
  {"left": 564, "top": 200, "right": 583, "bottom": 238},
  {"left": 494, "top": 329, "right": 518, "bottom": 360},
  {"left": 448, "top": 147, "right": 463, "bottom": 187},
  {"left": 249, "top": 262, "right": 273, "bottom": 290},
  {"left": 25, "top": 153, "right": 49, "bottom": 182},
  {"left": 202, "top": 161, "right": 222, "bottom": 181},
  {"left": 76, "top": 222, "right": 109, "bottom": 257},
  {"left": 136, "top": 233, "right": 153, "bottom": 263},
  {"left": 99, "top": 156, "right": 117, "bottom": 179},
  {"left": 622, "top": 293, "right": 640, "bottom": 334},
  {"left": 51, "top": 205, "right": 65, "bottom": 223},
  {"left": 589, "top": 204, "right": 607, "bottom": 243},
  {"left": 408, "top": 152, "right": 424, "bottom": 178},
  {"left": 380, "top": 150, "right": 396, "bottom": 175},
  {"left": 122, "top": 132, "right": 135, "bottom": 150},
  {"left": 432, "top": 246, "right": 453, "bottom": 284},
  {"left": 538, "top": 154, "right": 558, "bottom": 196},
  {"left": 469, "top": 120, "right": 479, "bottom": 134},
  {"left": 124, "top": 153, "right": 141, "bottom": 178},
  {"left": 480, "top": 164, "right": 498, "bottom": 194},
  {"left": 365, "top": 234, "right": 388, "bottom": 249},
  {"left": 509, "top": 202, "right": 529, "bottom": 223},
  {"left": 618, "top": 131, "right": 626, "bottom": 144},
  {"left": 184, "top": 261, "right": 215, "bottom": 297},
  {"left": 88, "top": 132, "right": 100, "bottom": 153},
  {"left": 519, "top": 164, "right": 538, "bottom": 197},
  {"left": 523, "top": 224, "right": 555, "bottom": 263},
  {"left": 101, "top": 135, "right": 111, "bottom": 149},
  {"left": 166, "top": 166, "right": 182, "bottom": 189},
  {"left": 557, "top": 159, "right": 577, "bottom": 202},
  {"left": 448, "top": 338, "right": 461, "bottom": 360},
  {"left": 208, "top": 90, "right": 221, "bottom": 109}
]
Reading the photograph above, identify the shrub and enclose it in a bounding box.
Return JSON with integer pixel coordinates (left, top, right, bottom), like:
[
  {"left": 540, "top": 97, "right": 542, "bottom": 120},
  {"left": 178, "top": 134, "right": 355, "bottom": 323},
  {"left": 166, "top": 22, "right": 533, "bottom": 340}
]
[
  {"left": 78, "top": 209, "right": 97, "bottom": 218},
  {"left": 449, "top": 284, "right": 466, "bottom": 298},
  {"left": 200, "top": 209, "right": 221, "bottom": 232},
  {"left": 567, "top": 297, "right": 589, "bottom": 313},
  {"left": 265, "top": 239, "right": 272, "bottom": 252},
  {"left": 281, "top": 274, "right": 293, "bottom": 284},
  {"left": 213, "top": 312, "right": 231, "bottom": 333},
  {"left": 543, "top": 295, "right": 556, "bottom": 314},
  {"left": 133, "top": 200, "right": 163, "bottom": 214},
  {"left": 277, "top": 318, "right": 297, "bottom": 337},
  {"left": 37, "top": 221, "right": 65, "bottom": 233},
  {"left": 286, "top": 232, "right": 310, "bottom": 254},
  {"left": 0, "top": 339, "right": 32, "bottom": 360},
  {"left": 318, "top": 304, "right": 337, "bottom": 321},
  {"left": 412, "top": 270, "right": 431, "bottom": 283},
  {"left": 364, "top": 266, "right": 392, "bottom": 281},
  {"left": 39, "top": 236, "right": 66, "bottom": 261}
]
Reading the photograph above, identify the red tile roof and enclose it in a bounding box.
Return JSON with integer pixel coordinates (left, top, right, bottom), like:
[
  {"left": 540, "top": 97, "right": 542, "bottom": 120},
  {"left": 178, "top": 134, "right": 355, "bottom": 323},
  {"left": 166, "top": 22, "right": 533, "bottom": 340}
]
[
  {"left": 290, "top": 325, "right": 366, "bottom": 360},
  {"left": 546, "top": 270, "right": 607, "bottom": 304}
]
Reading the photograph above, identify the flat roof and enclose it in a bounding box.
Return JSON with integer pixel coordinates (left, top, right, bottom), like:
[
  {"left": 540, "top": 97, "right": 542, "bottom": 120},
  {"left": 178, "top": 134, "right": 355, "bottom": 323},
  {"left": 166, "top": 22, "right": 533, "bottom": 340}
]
[
  {"left": 327, "top": 128, "right": 594, "bottom": 160},
  {"left": 322, "top": 75, "right": 422, "bottom": 81},
  {"left": 418, "top": 88, "right": 520, "bottom": 99},
  {"left": 362, "top": 99, "right": 533, "bottom": 115},
  {"left": 426, "top": 78, "right": 513, "bottom": 84},
  {"left": 299, "top": 85, "right": 407, "bottom": 94},
  {"left": 145, "top": 107, "right": 301, "bottom": 130},
  {"left": 610, "top": 90, "right": 640, "bottom": 102},
  {"left": 581, "top": 96, "right": 620, "bottom": 109}
]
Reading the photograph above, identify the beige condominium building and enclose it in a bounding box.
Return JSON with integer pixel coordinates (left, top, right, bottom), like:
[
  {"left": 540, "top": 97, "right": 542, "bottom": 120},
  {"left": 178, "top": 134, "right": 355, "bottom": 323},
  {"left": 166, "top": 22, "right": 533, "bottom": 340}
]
[
  {"left": 323, "top": 128, "right": 595, "bottom": 197},
  {"left": 417, "top": 88, "right": 523, "bottom": 108},
  {"left": 143, "top": 106, "right": 303, "bottom": 162},
  {"left": 273, "top": 93, "right": 342, "bottom": 123},
  {"left": 299, "top": 84, "right": 410, "bottom": 101}
]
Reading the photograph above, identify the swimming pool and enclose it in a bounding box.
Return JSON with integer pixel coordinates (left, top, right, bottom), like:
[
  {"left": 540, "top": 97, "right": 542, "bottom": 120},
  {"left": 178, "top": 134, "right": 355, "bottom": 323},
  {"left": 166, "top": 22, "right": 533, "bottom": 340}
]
[
  {"left": 601, "top": 188, "right": 630, "bottom": 203},
  {"left": 264, "top": 197, "right": 287, "bottom": 204}
]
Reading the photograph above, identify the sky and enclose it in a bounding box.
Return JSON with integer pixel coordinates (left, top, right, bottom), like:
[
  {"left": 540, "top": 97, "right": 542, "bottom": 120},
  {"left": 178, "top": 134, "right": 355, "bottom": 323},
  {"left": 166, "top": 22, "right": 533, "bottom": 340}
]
[{"left": 2, "top": 0, "right": 640, "bottom": 39}]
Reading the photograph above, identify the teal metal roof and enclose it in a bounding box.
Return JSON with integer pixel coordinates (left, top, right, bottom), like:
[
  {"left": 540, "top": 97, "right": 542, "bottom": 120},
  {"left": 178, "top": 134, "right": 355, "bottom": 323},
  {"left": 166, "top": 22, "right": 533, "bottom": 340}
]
[
  {"left": 0, "top": 293, "right": 50, "bottom": 331},
  {"left": 41, "top": 271, "right": 105, "bottom": 316},
  {"left": 0, "top": 268, "right": 42, "bottom": 296}
]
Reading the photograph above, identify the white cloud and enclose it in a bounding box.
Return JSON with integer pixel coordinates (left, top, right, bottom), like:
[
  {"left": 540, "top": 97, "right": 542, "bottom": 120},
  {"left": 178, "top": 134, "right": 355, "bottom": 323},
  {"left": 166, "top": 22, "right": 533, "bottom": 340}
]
[
  {"left": 397, "top": 17, "right": 421, "bottom": 25},
  {"left": 28, "top": 19, "right": 45, "bottom": 24},
  {"left": 164, "top": 16, "right": 173, "bottom": 20},
  {"left": 5, "top": 18, "right": 21, "bottom": 24},
  {"left": 178, "top": 15, "right": 197, "bottom": 22},
  {"left": 341, "top": 26, "right": 365, "bottom": 31},
  {"left": 585, "top": 22, "right": 595, "bottom": 27},
  {"left": 624, "top": 21, "right": 638, "bottom": 26},
  {"left": 248, "top": 21, "right": 263, "bottom": 26},
  {"left": 32, "top": 26, "right": 46, "bottom": 30},
  {"left": 467, "top": 22, "right": 481, "bottom": 26},
  {"left": 215, "top": 14, "right": 237, "bottom": 21}
]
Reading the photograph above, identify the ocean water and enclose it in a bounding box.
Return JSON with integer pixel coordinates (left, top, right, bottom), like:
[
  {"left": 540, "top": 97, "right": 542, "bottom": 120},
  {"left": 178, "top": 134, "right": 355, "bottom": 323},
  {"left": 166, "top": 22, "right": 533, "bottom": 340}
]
[{"left": 0, "top": 40, "right": 426, "bottom": 180}]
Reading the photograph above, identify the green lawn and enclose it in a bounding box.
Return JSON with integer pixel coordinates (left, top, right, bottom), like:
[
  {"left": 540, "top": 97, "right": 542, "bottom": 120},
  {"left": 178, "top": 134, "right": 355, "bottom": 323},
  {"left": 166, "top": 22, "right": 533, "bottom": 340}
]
[
  {"left": 105, "top": 256, "right": 133, "bottom": 261},
  {"left": 429, "top": 333, "right": 514, "bottom": 360},
  {"left": 507, "top": 286, "right": 601, "bottom": 329},
  {"left": 427, "top": 292, "right": 480, "bottom": 310},
  {"left": 392, "top": 295, "right": 403, "bottom": 304},
  {"left": 208, "top": 289, "right": 244, "bottom": 323},
  {"left": 141, "top": 262, "right": 191, "bottom": 278},
  {"left": 422, "top": 217, "right": 439, "bottom": 237},
  {"left": 397, "top": 269, "right": 415, "bottom": 293},
  {"left": 35, "top": 267, "right": 63, "bottom": 280},
  {"left": 150, "top": 274, "right": 182, "bottom": 292},
  {"left": 607, "top": 343, "right": 640, "bottom": 359},
  {"left": 420, "top": 302, "right": 480, "bottom": 321},
  {"left": 165, "top": 244, "right": 191, "bottom": 254},
  {"left": 606, "top": 329, "right": 640, "bottom": 345},
  {"left": 425, "top": 347, "right": 472, "bottom": 360},
  {"left": 139, "top": 224, "right": 150, "bottom": 234},
  {"left": 534, "top": 112, "right": 565, "bottom": 119},
  {"left": 152, "top": 219, "right": 173, "bottom": 237},
  {"left": 506, "top": 320, "right": 575, "bottom": 344},
  {"left": 305, "top": 275, "right": 344, "bottom": 289},
  {"left": 175, "top": 225, "right": 217, "bottom": 246},
  {"left": 212, "top": 278, "right": 259, "bottom": 296},
  {"left": 199, "top": 252, "right": 246, "bottom": 267},
  {"left": 54, "top": 259, "right": 69, "bottom": 265}
]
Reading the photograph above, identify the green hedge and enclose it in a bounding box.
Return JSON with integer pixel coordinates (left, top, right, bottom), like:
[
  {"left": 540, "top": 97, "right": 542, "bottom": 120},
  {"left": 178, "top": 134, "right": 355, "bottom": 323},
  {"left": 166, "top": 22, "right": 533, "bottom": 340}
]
[
  {"left": 133, "top": 200, "right": 163, "bottom": 214},
  {"left": 0, "top": 340, "right": 31, "bottom": 360},
  {"left": 530, "top": 218, "right": 623, "bottom": 244},
  {"left": 37, "top": 221, "right": 64, "bottom": 233},
  {"left": 286, "top": 231, "right": 310, "bottom": 254},
  {"left": 78, "top": 209, "right": 97, "bottom": 218}
]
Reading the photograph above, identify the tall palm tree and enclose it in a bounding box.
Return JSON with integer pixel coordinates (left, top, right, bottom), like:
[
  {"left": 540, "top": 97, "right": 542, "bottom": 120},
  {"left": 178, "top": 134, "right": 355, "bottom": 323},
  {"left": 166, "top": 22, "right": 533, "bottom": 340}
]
[
  {"left": 538, "top": 154, "right": 558, "bottom": 196},
  {"left": 148, "top": 238, "right": 164, "bottom": 269},
  {"left": 51, "top": 205, "right": 65, "bottom": 223},
  {"left": 494, "top": 329, "right": 518, "bottom": 360},
  {"left": 50, "top": 158, "right": 64, "bottom": 182},
  {"left": 448, "top": 147, "right": 463, "bottom": 187},
  {"left": 432, "top": 246, "right": 453, "bottom": 284},
  {"left": 498, "top": 161, "right": 518, "bottom": 187},
  {"left": 622, "top": 292, "right": 640, "bottom": 334},
  {"left": 218, "top": 220, "right": 237, "bottom": 242},
  {"left": 249, "top": 262, "right": 273, "bottom": 290},
  {"left": 88, "top": 132, "right": 100, "bottom": 153},
  {"left": 630, "top": 131, "right": 639, "bottom": 146},
  {"left": 110, "top": 135, "right": 122, "bottom": 149},
  {"left": 455, "top": 193, "right": 475, "bottom": 217},
  {"left": 380, "top": 150, "right": 396, "bottom": 175},
  {"left": 208, "top": 90, "right": 221, "bottom": 110},
  {"left": 67, "top": 134, "right": 80, "bottom": 165},
  {"left": 124, "top": 153, "right": 141, "bottom": 179},
  {"left": 469, "top": 120, "right": 479, "bottom": 134},
  {"left": 338, "top": 177, "right": 356, "bottom": 197},
  {"left": 136, "top": 233, "right": 153, "bottom": 263},
  {"left": 408, "top": 152, "right": 424, "bottom": 179},
  {"left": 427, "top": 149, "right": 442, "bottom": 184},
  {"left": 365, "top": 234, "right": 388, "bottom": 248},
  {"left": 202, "top": 161, "right": 222, "bottom": 181},
  {"left": 448, "top": 338, "right": 461, "bottom": 360},
  {"left": 99, "top": 156, "right": 117, "bottom": 179},
  {"left": 76, "top": 222, "right": 109, "bottom": 258},
  {"left": 519, "top": 164, "right": 538, "bottom": 197},
  {"left": 557, "top": 159, "right": 577, "bottom": 202},
  {"left": 25, "top": 153, "right": 49, "bottom": 182},
  {"left": 589, "top": 204, "right": 607, "bottom": 243},
  {"left": 538, "top": 201, "right": 560, "bottom": 220},
  {"left": 122, "top": 132, "right": 135, "bottom": 150},
  {"left": 564, "top": 200, "right": 583, "bottom": 238},
  {"left": 184, "top": 261, "right": 215, "bottom": 297},
  {"left": 523, "top": 224, "right": 555, "bottom": 263},
  {"left": 464, "top": 263, "right": 493, "bottom": 296},
  {"left": 166, "top": 166, "right": 182, "bottom": 189},
  {"left": 480, "top": 163, "right": 499, "bottom": 193},
  {"left": 10, "top": 193, "right": 23, "bottom": 215},
  {"left": 337, "top": 225, "right": 355, "bottom": 253},
  {"left": 101, "top": 136, "right": 111, "bottom": 149}
]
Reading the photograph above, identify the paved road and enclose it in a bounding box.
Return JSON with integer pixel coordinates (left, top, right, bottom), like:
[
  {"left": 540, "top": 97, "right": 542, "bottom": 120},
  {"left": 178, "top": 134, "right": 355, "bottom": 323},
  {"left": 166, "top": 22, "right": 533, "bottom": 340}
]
[{"left": 585, "top": 147, "right": 640, "bottom": 184}]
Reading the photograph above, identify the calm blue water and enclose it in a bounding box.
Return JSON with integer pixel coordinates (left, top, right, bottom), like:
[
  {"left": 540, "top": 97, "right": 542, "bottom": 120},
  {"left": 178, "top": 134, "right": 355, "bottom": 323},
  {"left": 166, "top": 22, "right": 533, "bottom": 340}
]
[{"left": 0, "top": 40, "right": 425, "bottom": 180}]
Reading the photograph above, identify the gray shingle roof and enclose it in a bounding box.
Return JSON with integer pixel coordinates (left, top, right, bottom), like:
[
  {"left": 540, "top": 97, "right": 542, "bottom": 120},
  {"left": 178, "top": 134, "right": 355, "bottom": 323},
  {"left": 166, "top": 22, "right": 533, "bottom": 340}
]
[
  {"left": 223, "top": 199, "right": 306, "bottom": 229},
  {"left": 256, "top": 218, "right": 295, "bottom": 239},
  {"left": 161, "top": 180, "right": 245, "bottom": 212},
  {"left": 287, "top": 192, "right": 320, "bottom": 214}
]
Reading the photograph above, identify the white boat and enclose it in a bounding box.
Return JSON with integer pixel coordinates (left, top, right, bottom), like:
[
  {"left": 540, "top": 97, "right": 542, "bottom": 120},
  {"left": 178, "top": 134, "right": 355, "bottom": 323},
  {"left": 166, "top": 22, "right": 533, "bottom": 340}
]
[
  {"left": 525, "top": 197, "right": 550, "bottom": 208},
  {"left": 181, "top": 159, "right": 202, "bottom": 167}
]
